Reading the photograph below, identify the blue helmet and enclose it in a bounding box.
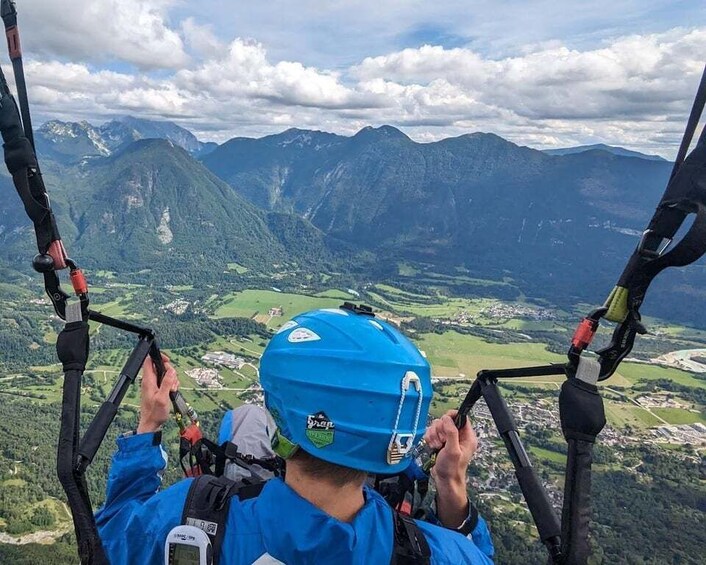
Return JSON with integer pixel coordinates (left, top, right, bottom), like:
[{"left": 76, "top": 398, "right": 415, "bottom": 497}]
[{"left": 260, "top": 307, "right": 432, "bottom": 475}]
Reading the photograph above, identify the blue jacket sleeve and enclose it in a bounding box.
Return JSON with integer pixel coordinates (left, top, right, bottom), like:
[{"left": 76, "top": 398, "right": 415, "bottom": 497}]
[
  {"left": 470, "top": 515, "right": 494, "bottom": 559},
  {"left": 95, "top": 432, "right": 192, "bottom": 564},
  {"left": 424, "top": 499, "right": 495, "bottom": 560}
]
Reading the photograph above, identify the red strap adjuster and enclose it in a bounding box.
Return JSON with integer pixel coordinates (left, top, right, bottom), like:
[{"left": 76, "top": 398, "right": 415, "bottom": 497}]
[
  {"left": 571, "top": 318, "right": 597, "bottom": 350},
  {"left": 70, "top": 269, "right": 88, "bottom": 295}
]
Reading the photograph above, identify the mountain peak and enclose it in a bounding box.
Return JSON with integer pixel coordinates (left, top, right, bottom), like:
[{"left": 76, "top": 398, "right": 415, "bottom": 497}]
[
  {"left": 353, "top": 125, "right": 410, "bottom": 141},
  {"left": 543, "top": 143, "right": 666, "bottom": 161},
  {"left": 36, "top": 115, "right": 216, "bottom": 162}
]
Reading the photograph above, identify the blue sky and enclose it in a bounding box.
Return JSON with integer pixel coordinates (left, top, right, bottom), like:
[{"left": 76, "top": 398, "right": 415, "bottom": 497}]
[
  {"left": 15, "top": 0, "right": 706, "bottom": 156},
  {"left": 166, "top": 1, "right": 704, "bottom": 63}
]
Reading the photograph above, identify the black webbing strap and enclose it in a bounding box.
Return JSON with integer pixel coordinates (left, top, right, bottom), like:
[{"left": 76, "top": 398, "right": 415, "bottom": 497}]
[
  {"left": 1, "top": 0, "right": 35, "bottom": 149},
  {"left": 615, "top": 68, "right": 706, "bottom": 298},
  {"left": 670, "top": 65, "right": 706, "bottom": 181},
  {"left": 560, "top": 439, "right": 595, "bottom": 565},
  {"left": 559, "top": 359, "right": 606, "bottom": 565},
  {"left": 56, "top": 319, "right": 108, "bottom": 565},
  {"left": 390, "top": 511, "right": 431, "bottom": 565},
  {"left": 182, "top": 475, "right": 264, "bottom": 565},
  {"left": 0, "top": 67, "right": 62, "bottom": 254}
]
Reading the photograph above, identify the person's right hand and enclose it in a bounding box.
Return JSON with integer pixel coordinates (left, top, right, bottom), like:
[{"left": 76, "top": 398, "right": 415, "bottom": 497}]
[
  {"left": 424, "top": 410, "right": 478, "bottom": 484},
  {"left": 423, "top": 410, "right": 479, "bottom": 528},
  {"left": 137, "top": 354, "right": 179, "bottom": 434}
]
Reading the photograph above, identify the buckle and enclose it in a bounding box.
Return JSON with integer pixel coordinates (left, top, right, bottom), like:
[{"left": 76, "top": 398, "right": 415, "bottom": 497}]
[{"left": 637, "top": 229, "right": 672, "bottom": 259}]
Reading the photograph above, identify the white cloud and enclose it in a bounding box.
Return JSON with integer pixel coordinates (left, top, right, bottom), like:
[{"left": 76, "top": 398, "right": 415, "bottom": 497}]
[
  {"left": 354, "top": 29, "right": 706, "bottom": 121},
  {"left": 180, "top": 18, "right": 226, "bottom": 60},
  {"left": 173, "top": 38, "right": 380, "bottom": 111},
  {"left": 21, "top": 0, "right": 188, "bottom": 69},
  {"left": 16, "top": 20, "right": 706, "bottom": 157}
]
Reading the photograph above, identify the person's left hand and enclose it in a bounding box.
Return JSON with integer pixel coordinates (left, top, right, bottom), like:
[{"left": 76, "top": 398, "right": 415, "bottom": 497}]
[{"left": 137, "top": 354, "right": 179, "bottom": 434}]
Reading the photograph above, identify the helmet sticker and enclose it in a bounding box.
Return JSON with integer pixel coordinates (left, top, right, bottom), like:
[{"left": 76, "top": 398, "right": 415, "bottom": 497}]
[
  {"left": 288, "top": 328, "right": 321, "bottom": 343},
  {"left": 276, "top": 320, "right": 299, "bottom": 334},
  {"left": 306, "top": 411, "right": 335, "bottom": 448}
]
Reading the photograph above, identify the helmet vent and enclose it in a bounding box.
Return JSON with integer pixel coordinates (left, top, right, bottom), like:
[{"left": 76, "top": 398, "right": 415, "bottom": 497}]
[
  {"left": 276, "top": 320, "right": 299, "bottom": 334},
  {"left": 287, "top": 328, "right": 321, "bottom": 343},
  {"left": 321, "top": 308, "right": 349, "bottom": 316}
]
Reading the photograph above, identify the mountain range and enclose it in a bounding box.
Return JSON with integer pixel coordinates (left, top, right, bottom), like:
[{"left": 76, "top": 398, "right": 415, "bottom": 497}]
[
  {"left": 542, "top": 144, "right": 667, "bottom": 161},
  {"left": 34, "top": 116, "right": 217, "bottom": 164},
  {"left": 2, "top": 117, "right": 704, "bottom": 325},
  {"left": 200, "top": 125, "right": 698, "bottom": 317},
  {"left": 0, "top": 138, "right": 341, "bottom": 282}
]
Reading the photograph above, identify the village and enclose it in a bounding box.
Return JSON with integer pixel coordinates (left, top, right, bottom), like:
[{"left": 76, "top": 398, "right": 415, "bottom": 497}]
[{"left": 445, "top": 303, "right": 555, "bottom": 326}]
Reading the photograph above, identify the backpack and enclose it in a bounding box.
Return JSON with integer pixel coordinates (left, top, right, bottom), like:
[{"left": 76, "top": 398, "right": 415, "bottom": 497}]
[{"left": 182, "top": 475, "right": 431, "bottom": 565}]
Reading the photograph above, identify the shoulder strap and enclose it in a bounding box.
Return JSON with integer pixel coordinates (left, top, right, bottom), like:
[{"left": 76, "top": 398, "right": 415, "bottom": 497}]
[
  {"left": 182, "top": 475, "right": 266, "bottom": 565},
  {"left": 390, "top": 510, "right": 431, "bottom": 565}
]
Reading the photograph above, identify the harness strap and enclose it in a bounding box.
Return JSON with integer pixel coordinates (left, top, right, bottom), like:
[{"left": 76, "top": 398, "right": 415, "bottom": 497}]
[
  {"left": 181, "top": 475, "right": 260, "bottom": 565},
  {"left": 559, "top": 358, "right": 605, "bottom": 564},
  {"left": 605, "top": 68, "right": 706, "bottom": 325},
  {"left": 670, "top": 65, "right": 706, "bottom": 181},
  {"left": 390, "top": 511, "right": 431, "bottom": 565},
  {"left": 0, "top": 72, "right": 65, "bottom": 261}
]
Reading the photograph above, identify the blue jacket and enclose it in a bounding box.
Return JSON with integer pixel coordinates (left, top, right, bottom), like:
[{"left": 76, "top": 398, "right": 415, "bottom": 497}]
[{"left": 96, "top": 432, "right": 495, "bottom": 564}]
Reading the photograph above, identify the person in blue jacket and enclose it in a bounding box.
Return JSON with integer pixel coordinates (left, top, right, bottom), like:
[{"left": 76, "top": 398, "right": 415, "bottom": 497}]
[{"left": 96, "top": 307, "right": 495, "bottom": 564}]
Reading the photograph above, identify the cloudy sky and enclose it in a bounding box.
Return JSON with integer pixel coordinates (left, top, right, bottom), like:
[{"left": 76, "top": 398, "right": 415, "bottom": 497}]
[{"left": 13, "top": 0, "right": 706, "bottom": 157}]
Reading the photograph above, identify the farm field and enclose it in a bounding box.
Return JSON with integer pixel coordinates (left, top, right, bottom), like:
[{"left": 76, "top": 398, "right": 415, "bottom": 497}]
[
  {"left": 213, "top": 289, "right": 350, "bottom": 327},
  {"left": 1, "top": 278, "right": 704, "bottom": 438}
]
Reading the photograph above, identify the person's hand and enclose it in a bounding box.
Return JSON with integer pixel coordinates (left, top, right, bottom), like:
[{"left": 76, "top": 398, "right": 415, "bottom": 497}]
[
  {"left": 423, "top": 410, "right": 479, "bottom": 528},
  {"left": 424, "top": 410, "right": 478, "bottom": 484},
  {"left": 137, "top": 354, "right": 179, "bottom": 434}
]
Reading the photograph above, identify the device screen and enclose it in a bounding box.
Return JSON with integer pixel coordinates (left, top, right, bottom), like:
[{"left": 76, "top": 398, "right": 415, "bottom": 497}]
[{"left": 170, "top": 543, "right": 201, "bottom": 565}]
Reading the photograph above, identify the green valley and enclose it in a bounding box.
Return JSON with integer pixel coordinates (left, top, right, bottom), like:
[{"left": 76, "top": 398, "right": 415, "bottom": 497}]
[{"left": 0, "top": 267, "right": 704, "bottom": 564}]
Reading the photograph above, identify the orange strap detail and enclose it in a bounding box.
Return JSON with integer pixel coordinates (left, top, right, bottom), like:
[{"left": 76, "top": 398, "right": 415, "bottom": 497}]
[
  {"left": 571, "top": 318, "right": 597, "bottom": 349},
  {"left": 5, "top": 25, "right": 20, "bottom": 59},
  {"left": 70, "top": 269, "right": 88, "bottom": 295}
]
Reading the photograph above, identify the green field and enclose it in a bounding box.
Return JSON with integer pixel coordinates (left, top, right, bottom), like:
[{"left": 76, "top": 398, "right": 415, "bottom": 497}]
[
  {"left": 603, "top": 401, "right": 663, "bottom": 428},
  {"left": 651, "top": 407, "right": 706, "bottom": 425},
  {"left": 417, "top": 331, "right": 565, "bottom": 378},
  {"left": 367, "top": 291, "right": 497, "bottom": 318},
  {"left": 529, "top": 446, "right": 566, "bottom": 465},
  {"left": 213, "top": 289, "right": 346, "bottom": 325},
  {"left": 227, "top": 262, "right": 248, "bottom": 274},
  {"left": 616, "top": 363, "right": 705, "bottom": 388}
]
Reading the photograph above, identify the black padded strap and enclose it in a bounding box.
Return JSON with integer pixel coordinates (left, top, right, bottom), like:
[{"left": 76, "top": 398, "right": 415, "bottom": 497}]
[
  {"left": 182, "top": 476, "right": 266, "bottom": 565},
  {"left": 559, "top": 377, "right": 606, "bottom": 443},
  {"left": 390, "top": 511, "right": 431, "bottom": 565},
  {"left": 56, "top": 321, "right": 90, "bottom": 372},
  {"left": 0, "top": 67, "right": 62, "bottom": 255},
  {"left": 560, "top": 439, "right": 595, "bottom": 565}
]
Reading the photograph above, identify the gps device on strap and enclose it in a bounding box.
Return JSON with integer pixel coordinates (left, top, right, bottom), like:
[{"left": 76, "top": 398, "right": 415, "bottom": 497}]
[{"left": 165, "top": 525, "right": 213, "bottom": 565}]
